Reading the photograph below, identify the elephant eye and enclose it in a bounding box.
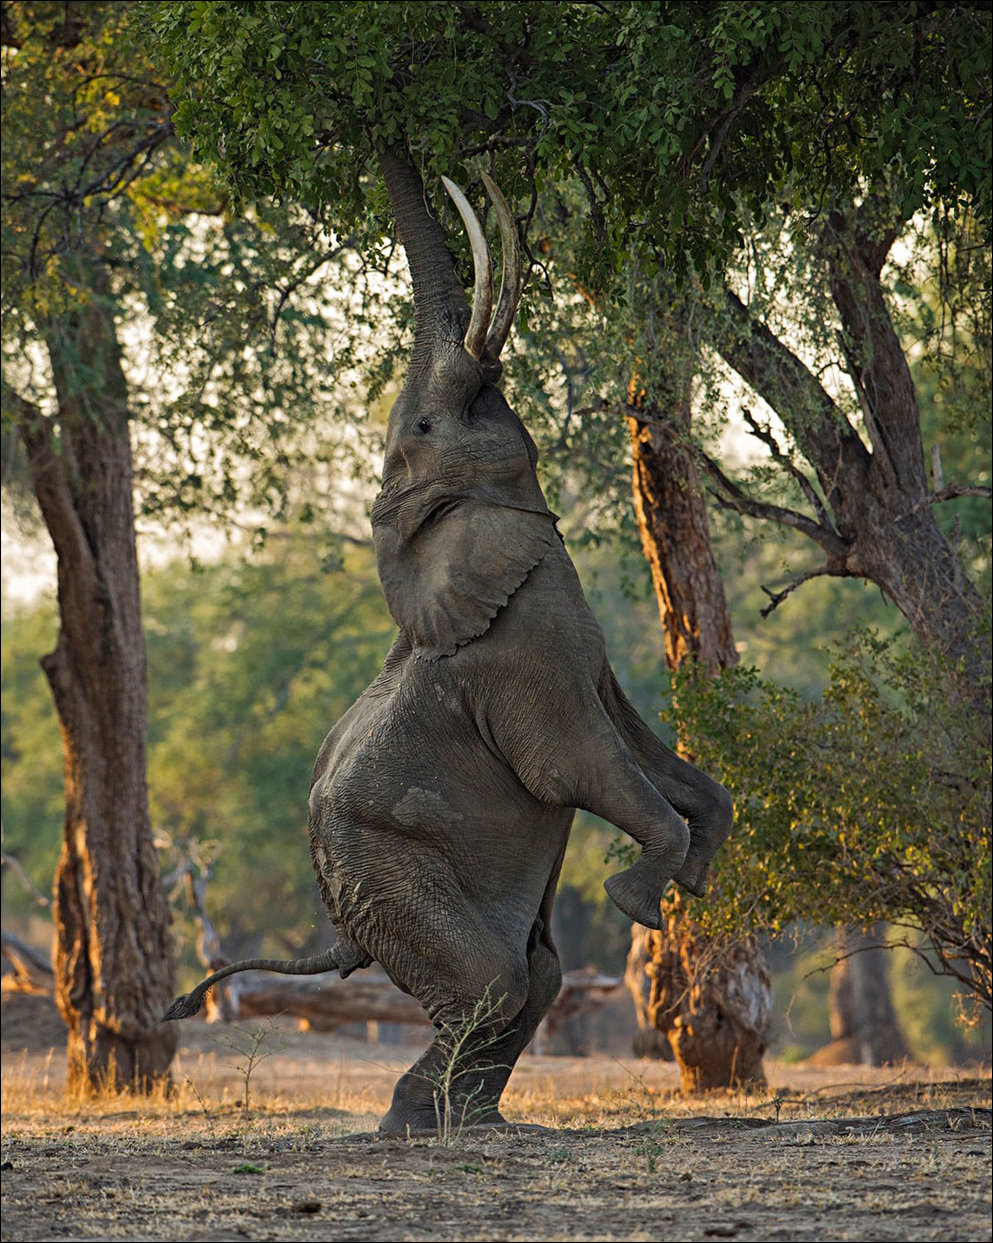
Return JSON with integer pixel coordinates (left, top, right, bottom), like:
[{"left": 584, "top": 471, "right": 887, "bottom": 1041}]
[{"left": 415, "top": 418, "right": 432, "bottom": 434}]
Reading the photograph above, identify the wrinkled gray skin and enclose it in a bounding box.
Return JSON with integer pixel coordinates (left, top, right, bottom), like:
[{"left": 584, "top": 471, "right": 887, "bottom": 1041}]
[
  {"left": 164, "top": 153, "right": 732, "bottom": 1135},
  {"left": 306, "top": 156, "right": 731, "bottom": 1135}
]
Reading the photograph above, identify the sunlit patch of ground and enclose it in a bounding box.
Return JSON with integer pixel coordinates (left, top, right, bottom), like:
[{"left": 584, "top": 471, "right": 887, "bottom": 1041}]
[{"left": 2, "top": 996, "right": 989, "bottom": 1242}]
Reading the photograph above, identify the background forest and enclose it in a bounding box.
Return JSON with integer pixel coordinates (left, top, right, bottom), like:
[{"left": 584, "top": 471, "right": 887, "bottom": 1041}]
[
  {"left": 1, "top": 0, "right": 991, "bottom": 1089},
  {"left": 3, "top": 509, "right": 988, "bottom": 1063}
]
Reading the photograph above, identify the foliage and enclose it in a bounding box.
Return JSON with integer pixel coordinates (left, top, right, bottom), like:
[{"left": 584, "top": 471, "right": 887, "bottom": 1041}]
[
  {"left": 150, "top": 2, "right": 991, "bottom": 281},
  {"left": 668, "top": 629, "right": 993, "bottom": 1011},
  {"left": 1, "top": 0, "right": 382, "bottom": 535},
  {"left": 0, "top": 536, "right": 395, "bottom": 968},
  {"left": 146, "top": 537, "right": 395, "bottom": 963},
  {"left": 0, "top": 595, "right": 62, "bottom": 894},
  {"left": 150, "top": 2, "right": 991, "bottom": 649}
]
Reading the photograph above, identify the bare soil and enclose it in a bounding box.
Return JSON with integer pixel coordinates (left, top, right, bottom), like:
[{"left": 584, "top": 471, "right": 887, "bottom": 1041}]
[{"left": 1, "top": 992, "right": 990, "bottom": 1242}]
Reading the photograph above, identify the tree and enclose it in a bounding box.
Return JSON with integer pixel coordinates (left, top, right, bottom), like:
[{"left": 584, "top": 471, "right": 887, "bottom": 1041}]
[
  {"left": 2, "top": 2, "right": 181, "bottom": 1090},
  {"left": 1, "top": 0, "right": 371, "bottom": 1092},
  {"left": 152, "top": 0, "right": 990, "bottom": 1038},
  {"left": 621, "top": 286, "right": 772, "bottom": 1089},
  {"left": 811, "top": 927, "right": 909, "bottom": 1067}
]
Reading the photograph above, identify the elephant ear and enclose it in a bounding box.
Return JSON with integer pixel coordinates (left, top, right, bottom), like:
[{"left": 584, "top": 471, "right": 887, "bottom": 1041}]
[{"left": 374, "top": 498, "right": 557, "bottom": 660}]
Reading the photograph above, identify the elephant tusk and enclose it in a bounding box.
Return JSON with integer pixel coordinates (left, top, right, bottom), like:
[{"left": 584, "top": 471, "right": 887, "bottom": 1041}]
[
  {"left": 441, "top": 175, "right": 493, "bottom": 361},
  {"left": 480, "top": 172, "right": 522, "bottom": 361}
]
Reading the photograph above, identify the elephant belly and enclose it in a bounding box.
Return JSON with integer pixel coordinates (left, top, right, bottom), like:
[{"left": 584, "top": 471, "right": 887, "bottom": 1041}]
[{"left": 308, "top": 668, "right": 571, "bottom": 965}]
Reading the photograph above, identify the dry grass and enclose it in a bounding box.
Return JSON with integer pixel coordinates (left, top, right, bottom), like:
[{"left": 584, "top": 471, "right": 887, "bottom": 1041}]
[{"left": 2, "top": 1001, "right": 990, "bottom": 1242}]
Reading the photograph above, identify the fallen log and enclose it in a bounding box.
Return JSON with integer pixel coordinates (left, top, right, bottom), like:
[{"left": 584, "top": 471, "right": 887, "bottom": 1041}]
[
  {"left": 2, "top": 921, "right": 621, "bottom": 1051},
  {"left": 1, "top": 929, "right": 55, "bottom": 995},
  {"left": 235, "top": 969, "right": 427, "bottom": 1031},
  {"left": 231, "top": 963, "right": 620, "bottom": 1049}
]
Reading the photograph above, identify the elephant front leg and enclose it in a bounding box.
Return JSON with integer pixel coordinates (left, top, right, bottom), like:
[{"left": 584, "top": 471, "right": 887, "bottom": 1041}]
[
  {"left": 495, "top": 704, "right": 690, "bottom": 930},
  {"left": 598, "top": 666, "right": 734, "bottom": 898},
  {"left": 597, "top": 778, "right": 690, "bottom": 930}
]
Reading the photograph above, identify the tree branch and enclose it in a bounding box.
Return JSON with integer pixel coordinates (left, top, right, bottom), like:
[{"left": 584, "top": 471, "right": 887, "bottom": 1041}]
[
  {"left": 931, "top": 484, "right": 992, "bottom": 503},
  {"left": 696, "top": 442, "right": 850, "bottom": 559},
  {"left": 740, "top": 407, "right": 835, "bottom": 531},
  {"left": 824, "top": 198, "right": 927, "bottom": 495},
  {"left": 714, "top": 288, "right": 871, "bottom": 510},
  {"left": 759, "top": 563, "right": 851, "bottom": 618},
  {"left": 2, "top": 380, "right": 97, "bottom": 588}
]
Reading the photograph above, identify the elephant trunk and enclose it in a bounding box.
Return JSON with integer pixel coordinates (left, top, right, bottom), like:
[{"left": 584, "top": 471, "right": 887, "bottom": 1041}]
[{"left": 378, "top": 149, "right": 522, "bottom": 379}]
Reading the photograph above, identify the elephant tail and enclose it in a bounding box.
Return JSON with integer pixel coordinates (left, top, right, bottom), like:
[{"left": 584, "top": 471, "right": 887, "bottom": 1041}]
[{"left": 161, "top": 939, "right": 371, "bottom": 1022}]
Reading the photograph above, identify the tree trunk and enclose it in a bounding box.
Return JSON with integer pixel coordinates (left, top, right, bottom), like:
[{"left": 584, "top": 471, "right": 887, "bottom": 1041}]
[
  {"left": 646, "top": 893, "right": 771, "bottom": 1092},
  {"left": 625, "top": 340, "right": 772, "bottom": 1092},
  {"left": 17, "top": 264, "right": 176, "bottom": 1095},
  {"left": 624, "top": 924, "right": 673, "bottom": 1060},
  {"left": 809, "top": 926, "right": 910, "bottom": 1067},
  {"left": 711, "top": 199, "right": 988, "bottom": 712}
]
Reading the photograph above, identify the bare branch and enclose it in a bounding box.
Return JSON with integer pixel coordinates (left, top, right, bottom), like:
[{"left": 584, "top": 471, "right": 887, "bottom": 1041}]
[
  {"left": 931, "top": 484, "right": 992, "bottom": 503},
  {"left": 714, "top": 288, "right": 871, "bottom": 506},
  {"left": 1, "top": 929, "right": 54, "bottom": 994},
  {"left": 696, "top": 443, "right": 850, "bottom": 559},
  {"left": 1, "top": 850, "right": 52, "bottom": 908},
  {"left": 759, "top": 563, "right": 851, "bottom": 618},
  {"left": 741, "top": 407, "right": 835, "bottom": 531}
]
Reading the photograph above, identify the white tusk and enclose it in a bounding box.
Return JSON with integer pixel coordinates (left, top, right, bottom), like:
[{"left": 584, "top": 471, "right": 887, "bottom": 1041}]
[
  {"left": 480, "top": 172, "right": 522, "bottom": 360},
  {"left": 441, "top": 175, "right": 493, "bottom": 360}
]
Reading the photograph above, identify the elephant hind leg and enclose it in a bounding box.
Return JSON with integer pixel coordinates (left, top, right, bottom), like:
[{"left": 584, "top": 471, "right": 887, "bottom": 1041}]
[
  {"left": 462, "top": 859, "right": 567, "bottom": 1112},
  {"left": 377, "top": 908, "right": 531, "bottom": 1136},
  {"left": 381, "top": 923, "right": 563, "bottom": 1137}
]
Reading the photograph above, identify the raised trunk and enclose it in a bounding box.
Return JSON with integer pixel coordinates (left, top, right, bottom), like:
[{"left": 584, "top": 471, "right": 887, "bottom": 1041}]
[
  {"left": 809, "top": 926, "right": 910, "bottom": 1067},
  {"left": 18, "top": 265, "right": 176, "bottom": 1094},
  {"left": 625, "top": 347, "right": 772, "bottom": 1093}
]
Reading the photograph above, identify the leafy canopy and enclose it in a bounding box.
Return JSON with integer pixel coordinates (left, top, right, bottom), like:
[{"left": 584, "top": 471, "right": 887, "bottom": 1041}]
[
  {"left": 152, "top": 1, "right": 991, "bottom": 281},
  {"left": 1, "top": 0, "right": 381, "bottom": 532}
]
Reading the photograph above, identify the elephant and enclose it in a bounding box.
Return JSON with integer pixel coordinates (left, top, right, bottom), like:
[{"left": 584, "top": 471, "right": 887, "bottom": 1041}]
[{"left": 164, "top": 152, "right": 733, "bottom": 1135}]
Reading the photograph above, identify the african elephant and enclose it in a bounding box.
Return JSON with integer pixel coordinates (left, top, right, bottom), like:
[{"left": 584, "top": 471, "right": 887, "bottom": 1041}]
[{"left": 164, "top": 152, "right": 732, "bottom": 1134}]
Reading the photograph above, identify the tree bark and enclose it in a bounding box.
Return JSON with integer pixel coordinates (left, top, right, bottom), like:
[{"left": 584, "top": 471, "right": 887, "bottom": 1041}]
[
  {"left": 15, "top": 262, "right": 176, "bottom": 1094},
  {"left": 625, "top": 326, "right": 773, "bottom": 1092},
  {"left": 624, "top": 924, "right": 673, "bottom": 1060},
  {"left": 710, "top": 198, "right": 988, "bottom": 709},
  {"left": 809, "top": 926, "right": 910, "bottom": 1067},
  {"left": 645, "top": 895, "right": 771, "bottom": 1092}
]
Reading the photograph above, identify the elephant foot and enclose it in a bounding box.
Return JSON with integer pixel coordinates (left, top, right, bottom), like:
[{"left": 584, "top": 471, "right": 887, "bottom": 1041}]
[
  {"left": 604, "top": 855, "right": 671, "bottom": 929},
  {"left": 674, "top": 853, "right": 709, "bottom": 899},
  {"left": 378, "top": 1101, "right": 507, "bottom": 1137}
]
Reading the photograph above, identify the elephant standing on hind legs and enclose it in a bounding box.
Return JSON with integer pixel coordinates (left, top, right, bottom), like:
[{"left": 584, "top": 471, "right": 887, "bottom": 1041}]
[{"left": 164, "top": 151, "right": 733, "bottom": 1135}]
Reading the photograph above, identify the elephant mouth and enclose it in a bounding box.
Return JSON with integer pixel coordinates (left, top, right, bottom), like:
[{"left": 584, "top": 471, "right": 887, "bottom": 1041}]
[{"left": 372, "top": 475, "right": 555, "bottom": 541}]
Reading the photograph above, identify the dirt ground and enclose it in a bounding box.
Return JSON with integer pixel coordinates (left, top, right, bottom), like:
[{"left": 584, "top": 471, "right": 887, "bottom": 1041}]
[{"left": 1, "top": 992, "right": 990, "bottom": 1243}]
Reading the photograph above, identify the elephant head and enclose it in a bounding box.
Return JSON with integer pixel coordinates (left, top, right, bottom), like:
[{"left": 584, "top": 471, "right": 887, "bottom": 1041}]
[{"left": 372, "top": 153, "right": 558, "bottom": 659}]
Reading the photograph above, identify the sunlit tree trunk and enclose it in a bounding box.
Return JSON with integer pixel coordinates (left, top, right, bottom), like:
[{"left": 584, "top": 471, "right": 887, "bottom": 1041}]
[
  {"left": 15, "top": 261, "right": 176, "bottom": 1095},
  {"left": 625, "top": 335, "right": 772, "bottom": 1093}
]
